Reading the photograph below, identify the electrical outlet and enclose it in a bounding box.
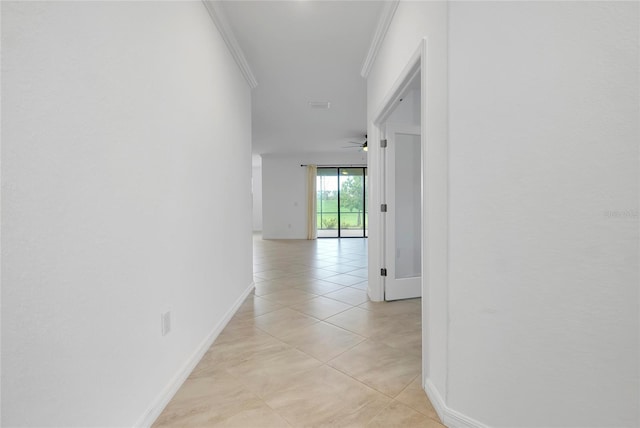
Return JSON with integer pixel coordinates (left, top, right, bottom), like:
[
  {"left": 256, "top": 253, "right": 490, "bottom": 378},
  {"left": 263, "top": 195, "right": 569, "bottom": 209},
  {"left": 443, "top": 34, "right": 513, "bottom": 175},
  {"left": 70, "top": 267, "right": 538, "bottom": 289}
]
[{"left": 161, "top": 311, "right": 171, "bottom": 336}]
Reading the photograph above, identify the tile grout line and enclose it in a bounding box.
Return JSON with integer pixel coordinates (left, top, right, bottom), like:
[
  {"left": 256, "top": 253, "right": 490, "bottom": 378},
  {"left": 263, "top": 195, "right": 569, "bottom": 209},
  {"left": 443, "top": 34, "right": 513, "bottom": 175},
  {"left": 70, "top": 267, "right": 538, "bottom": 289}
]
[{"left": 156, "top": 236, "right": 435, "bottom": 427}]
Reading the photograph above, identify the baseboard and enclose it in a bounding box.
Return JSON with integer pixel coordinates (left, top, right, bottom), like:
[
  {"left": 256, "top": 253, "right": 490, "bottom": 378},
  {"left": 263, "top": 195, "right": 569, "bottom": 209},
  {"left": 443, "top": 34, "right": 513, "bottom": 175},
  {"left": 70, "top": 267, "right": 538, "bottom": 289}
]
[
  {"left": 134, "top": 281, "right": 255, "bottom": 428},
  {"left": 424, "top": 378, "right": 447, "bottom": 423},
  {"left": 424, "top": 378, "right": 489, "bottom": 428}
]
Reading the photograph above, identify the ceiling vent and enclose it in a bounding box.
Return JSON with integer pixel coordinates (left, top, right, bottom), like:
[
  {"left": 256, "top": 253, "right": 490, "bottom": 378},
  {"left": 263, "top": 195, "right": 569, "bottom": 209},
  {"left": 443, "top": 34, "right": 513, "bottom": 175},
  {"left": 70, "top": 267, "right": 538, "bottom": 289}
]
[{"left": 308, "top": 101, "right": 330, "bottom": 109}]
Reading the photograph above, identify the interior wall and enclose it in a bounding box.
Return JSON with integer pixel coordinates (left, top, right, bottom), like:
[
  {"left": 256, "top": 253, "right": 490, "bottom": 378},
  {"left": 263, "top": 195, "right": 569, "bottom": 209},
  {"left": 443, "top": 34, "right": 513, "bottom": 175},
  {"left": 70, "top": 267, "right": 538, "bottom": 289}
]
[
  {"left": 366, "top": 0, "right": 449, "bottom": 400},
  {"left": 1, "top": 2, "right": 253, "bottom": 426},
  {"left": 387, "top": 88, "right": 420, "bottom": 126},
  {"left": 447, "top": 2, "right": 639, "bottom": 426},
  {"left": 252, "top": 165, "right": 263, "bottom": 232},
  {"left": 261, "top": 151, "right": 366, "bottom": 239}
]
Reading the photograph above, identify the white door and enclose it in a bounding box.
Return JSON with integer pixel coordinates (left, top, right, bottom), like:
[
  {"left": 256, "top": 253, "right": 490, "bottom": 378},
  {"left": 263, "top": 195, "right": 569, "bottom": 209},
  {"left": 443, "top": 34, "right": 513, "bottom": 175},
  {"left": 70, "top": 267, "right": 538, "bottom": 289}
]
[{"left": 383, "top": 125, "right": 422, "bottom": 301}]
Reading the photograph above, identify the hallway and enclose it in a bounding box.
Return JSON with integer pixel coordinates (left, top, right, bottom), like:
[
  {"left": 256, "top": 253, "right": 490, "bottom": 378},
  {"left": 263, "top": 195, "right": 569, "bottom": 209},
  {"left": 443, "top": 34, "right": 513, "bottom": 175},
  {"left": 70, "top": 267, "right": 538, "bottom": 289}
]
[{"left": 153, "top": 236, "right": 442, "bottom": 427}]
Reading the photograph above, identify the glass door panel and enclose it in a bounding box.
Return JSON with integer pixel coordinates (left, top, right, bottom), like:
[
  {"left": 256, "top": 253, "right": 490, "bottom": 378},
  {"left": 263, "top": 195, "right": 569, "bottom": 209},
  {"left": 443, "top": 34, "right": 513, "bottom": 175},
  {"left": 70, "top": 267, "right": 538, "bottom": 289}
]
[
  {"left": 394, "top": 134, "right": 421, "bottom": 278},
  {"left": 364, "top": 168, "right": 368, "bottom": 237},
  {"left": 339, "top": 168, "right": 365, "bottom": 238},
  {"left": 317, "top": 168, "right": 338, "bottom": 238}
]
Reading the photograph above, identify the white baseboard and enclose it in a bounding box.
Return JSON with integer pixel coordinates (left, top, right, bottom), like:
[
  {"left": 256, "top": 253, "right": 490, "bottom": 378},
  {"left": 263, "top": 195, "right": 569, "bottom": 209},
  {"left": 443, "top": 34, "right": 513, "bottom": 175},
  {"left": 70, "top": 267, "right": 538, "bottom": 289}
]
[
  {"left": 134, "top": 281, "right": 255, "bottom": 428},
  {"left": 424, "top": 378, "right": 447, "bottom": 423},
  {"left": 424, "top": 378, "right": 489, "bottom": 428}
]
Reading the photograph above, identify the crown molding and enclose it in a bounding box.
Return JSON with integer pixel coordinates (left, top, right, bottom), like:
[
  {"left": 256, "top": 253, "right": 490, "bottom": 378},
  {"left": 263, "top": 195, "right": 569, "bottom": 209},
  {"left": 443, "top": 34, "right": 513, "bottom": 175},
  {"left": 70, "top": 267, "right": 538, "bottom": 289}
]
[
  {"left": 202, "top": 0, "right": 258, "bottom": 89},
  {"left": 360, "top": 0, "right": 400, "bottom": 79}
]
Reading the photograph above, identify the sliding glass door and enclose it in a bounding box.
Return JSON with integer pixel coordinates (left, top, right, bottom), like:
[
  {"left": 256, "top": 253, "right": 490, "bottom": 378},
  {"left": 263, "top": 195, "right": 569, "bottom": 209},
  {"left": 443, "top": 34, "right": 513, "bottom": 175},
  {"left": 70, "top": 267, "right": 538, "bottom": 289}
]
[
  {"left": 316, "top": 167, "right": 367, "bottom": 238},
  {"left": 317, "top": 168, "right": 339, "bottom": 238}
]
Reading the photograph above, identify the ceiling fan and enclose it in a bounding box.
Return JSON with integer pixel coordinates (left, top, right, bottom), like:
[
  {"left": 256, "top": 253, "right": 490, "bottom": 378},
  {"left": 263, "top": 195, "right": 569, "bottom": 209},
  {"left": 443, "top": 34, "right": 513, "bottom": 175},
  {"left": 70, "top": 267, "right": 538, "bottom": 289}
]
[{"left": 342, "top": 134, "right": 368, "bottom": 152}]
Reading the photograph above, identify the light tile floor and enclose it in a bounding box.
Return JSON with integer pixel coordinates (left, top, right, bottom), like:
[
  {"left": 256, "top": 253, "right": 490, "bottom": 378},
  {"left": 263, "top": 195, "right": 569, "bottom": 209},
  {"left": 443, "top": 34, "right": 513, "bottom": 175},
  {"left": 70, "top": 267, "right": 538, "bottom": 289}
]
[{"left": 154, "top": 236, "right": 443, "bottom": 428}]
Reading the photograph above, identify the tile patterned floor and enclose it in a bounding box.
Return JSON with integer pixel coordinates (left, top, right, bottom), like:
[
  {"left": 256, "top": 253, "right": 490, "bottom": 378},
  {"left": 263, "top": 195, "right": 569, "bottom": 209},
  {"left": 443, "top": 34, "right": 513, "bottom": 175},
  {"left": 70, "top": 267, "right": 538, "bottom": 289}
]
[{"left": 154, "top": 236, "right": 443, "bottom": 428}]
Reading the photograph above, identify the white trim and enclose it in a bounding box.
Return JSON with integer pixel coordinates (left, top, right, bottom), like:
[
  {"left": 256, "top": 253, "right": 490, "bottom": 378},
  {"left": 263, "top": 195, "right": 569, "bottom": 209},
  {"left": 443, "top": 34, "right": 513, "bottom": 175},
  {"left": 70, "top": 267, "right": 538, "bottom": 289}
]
[
  {"left": 419, "top": 37, "right": 433, "bottom": 400},
  {"left": 202, "top": 1, "right": 258, "bottom": 89},
  {"left": 366, "top": 125, "right": 384, "bottom": 302},
  {"left": 424, "top": 378, "right": 447, "bottom": 424},
  {"left": 360, "top": 0, "right": 400, "bottom": 78},
  {"left": 134, "top": 282, "right": 256, "bottom": 428},
  {"left": 424, "top": 379, "right": 490, "bottom": 428},
  {"left": 372, "top": 43, "right": 422, "bottom": 127}
]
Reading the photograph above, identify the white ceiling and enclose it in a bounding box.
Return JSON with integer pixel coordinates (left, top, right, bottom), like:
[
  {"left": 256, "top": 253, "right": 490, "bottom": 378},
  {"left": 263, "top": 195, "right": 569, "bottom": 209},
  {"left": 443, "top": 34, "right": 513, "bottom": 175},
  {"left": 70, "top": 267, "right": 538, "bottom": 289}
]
[{"left": 219, "top": 1, "right": 384, "bottom": 162}]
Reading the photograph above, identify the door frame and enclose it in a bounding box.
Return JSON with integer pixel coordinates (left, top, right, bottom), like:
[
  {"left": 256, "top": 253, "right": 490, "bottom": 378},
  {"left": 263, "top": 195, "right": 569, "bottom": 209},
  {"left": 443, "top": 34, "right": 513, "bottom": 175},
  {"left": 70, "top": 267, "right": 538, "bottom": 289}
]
[
  {"left": 367, "top": 38, "right": 450, "bottom": 399},
  {"left": 368, "top": 41, "right": 424, "bottom": 302},
  {"left": 316, "top": 167, "right": 368, "bottom": 238}
]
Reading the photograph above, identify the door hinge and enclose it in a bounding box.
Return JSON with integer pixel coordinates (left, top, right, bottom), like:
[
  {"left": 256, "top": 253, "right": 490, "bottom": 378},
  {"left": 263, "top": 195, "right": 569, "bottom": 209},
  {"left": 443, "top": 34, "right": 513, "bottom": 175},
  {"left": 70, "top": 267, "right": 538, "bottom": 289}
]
[
  {"left": 380, "top": 139, "right": 388, "bottom": 148},
  {"left": 380, "top": 268, "right": 387, "bottom": 277},
  {"left": 380, "top": 204, "right": 387, "bottom": 212}
]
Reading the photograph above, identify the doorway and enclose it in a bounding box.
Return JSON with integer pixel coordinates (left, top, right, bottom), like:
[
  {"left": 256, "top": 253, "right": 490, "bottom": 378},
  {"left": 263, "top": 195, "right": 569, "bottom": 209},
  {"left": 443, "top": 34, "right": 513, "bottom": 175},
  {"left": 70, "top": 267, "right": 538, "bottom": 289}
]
[
  {"left": 316, "top": 167, "right": 368, "bottom": 238},
  {"left": 375, "top": 65, "right": 422, "bottom": 301}
]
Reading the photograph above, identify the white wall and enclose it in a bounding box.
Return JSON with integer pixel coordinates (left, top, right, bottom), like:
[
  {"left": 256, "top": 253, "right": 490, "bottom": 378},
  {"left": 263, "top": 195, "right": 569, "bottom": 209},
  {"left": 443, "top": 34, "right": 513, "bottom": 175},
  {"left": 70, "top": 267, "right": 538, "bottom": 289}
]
[
  {"left": 387, "top": 88, "right": 420, "bottom": 126},
  {"left": 447, "top": 2, "right": 639, "bottom": 426},
  {"left": 252, "top": 165, "right": 263, "bottom": 231},
  {"left": 368, "top": 1, "right": 639, "bottom": 426},
  {"left": 366, "top": 0, "right": 450, "bottom": 403},
  {"left": 261, "top": 151, "right": 366, "bottom": 239},
  {"left": 1, "top": 2, "right": 253, "bottom": 427}
]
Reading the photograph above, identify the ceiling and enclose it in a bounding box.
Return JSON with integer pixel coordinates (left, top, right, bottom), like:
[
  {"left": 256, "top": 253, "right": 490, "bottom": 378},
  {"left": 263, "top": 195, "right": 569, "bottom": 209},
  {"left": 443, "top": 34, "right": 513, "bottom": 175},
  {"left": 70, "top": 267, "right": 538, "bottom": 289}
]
[{"left": 219, "top": 1, "right": 384, "bottom": 163}]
